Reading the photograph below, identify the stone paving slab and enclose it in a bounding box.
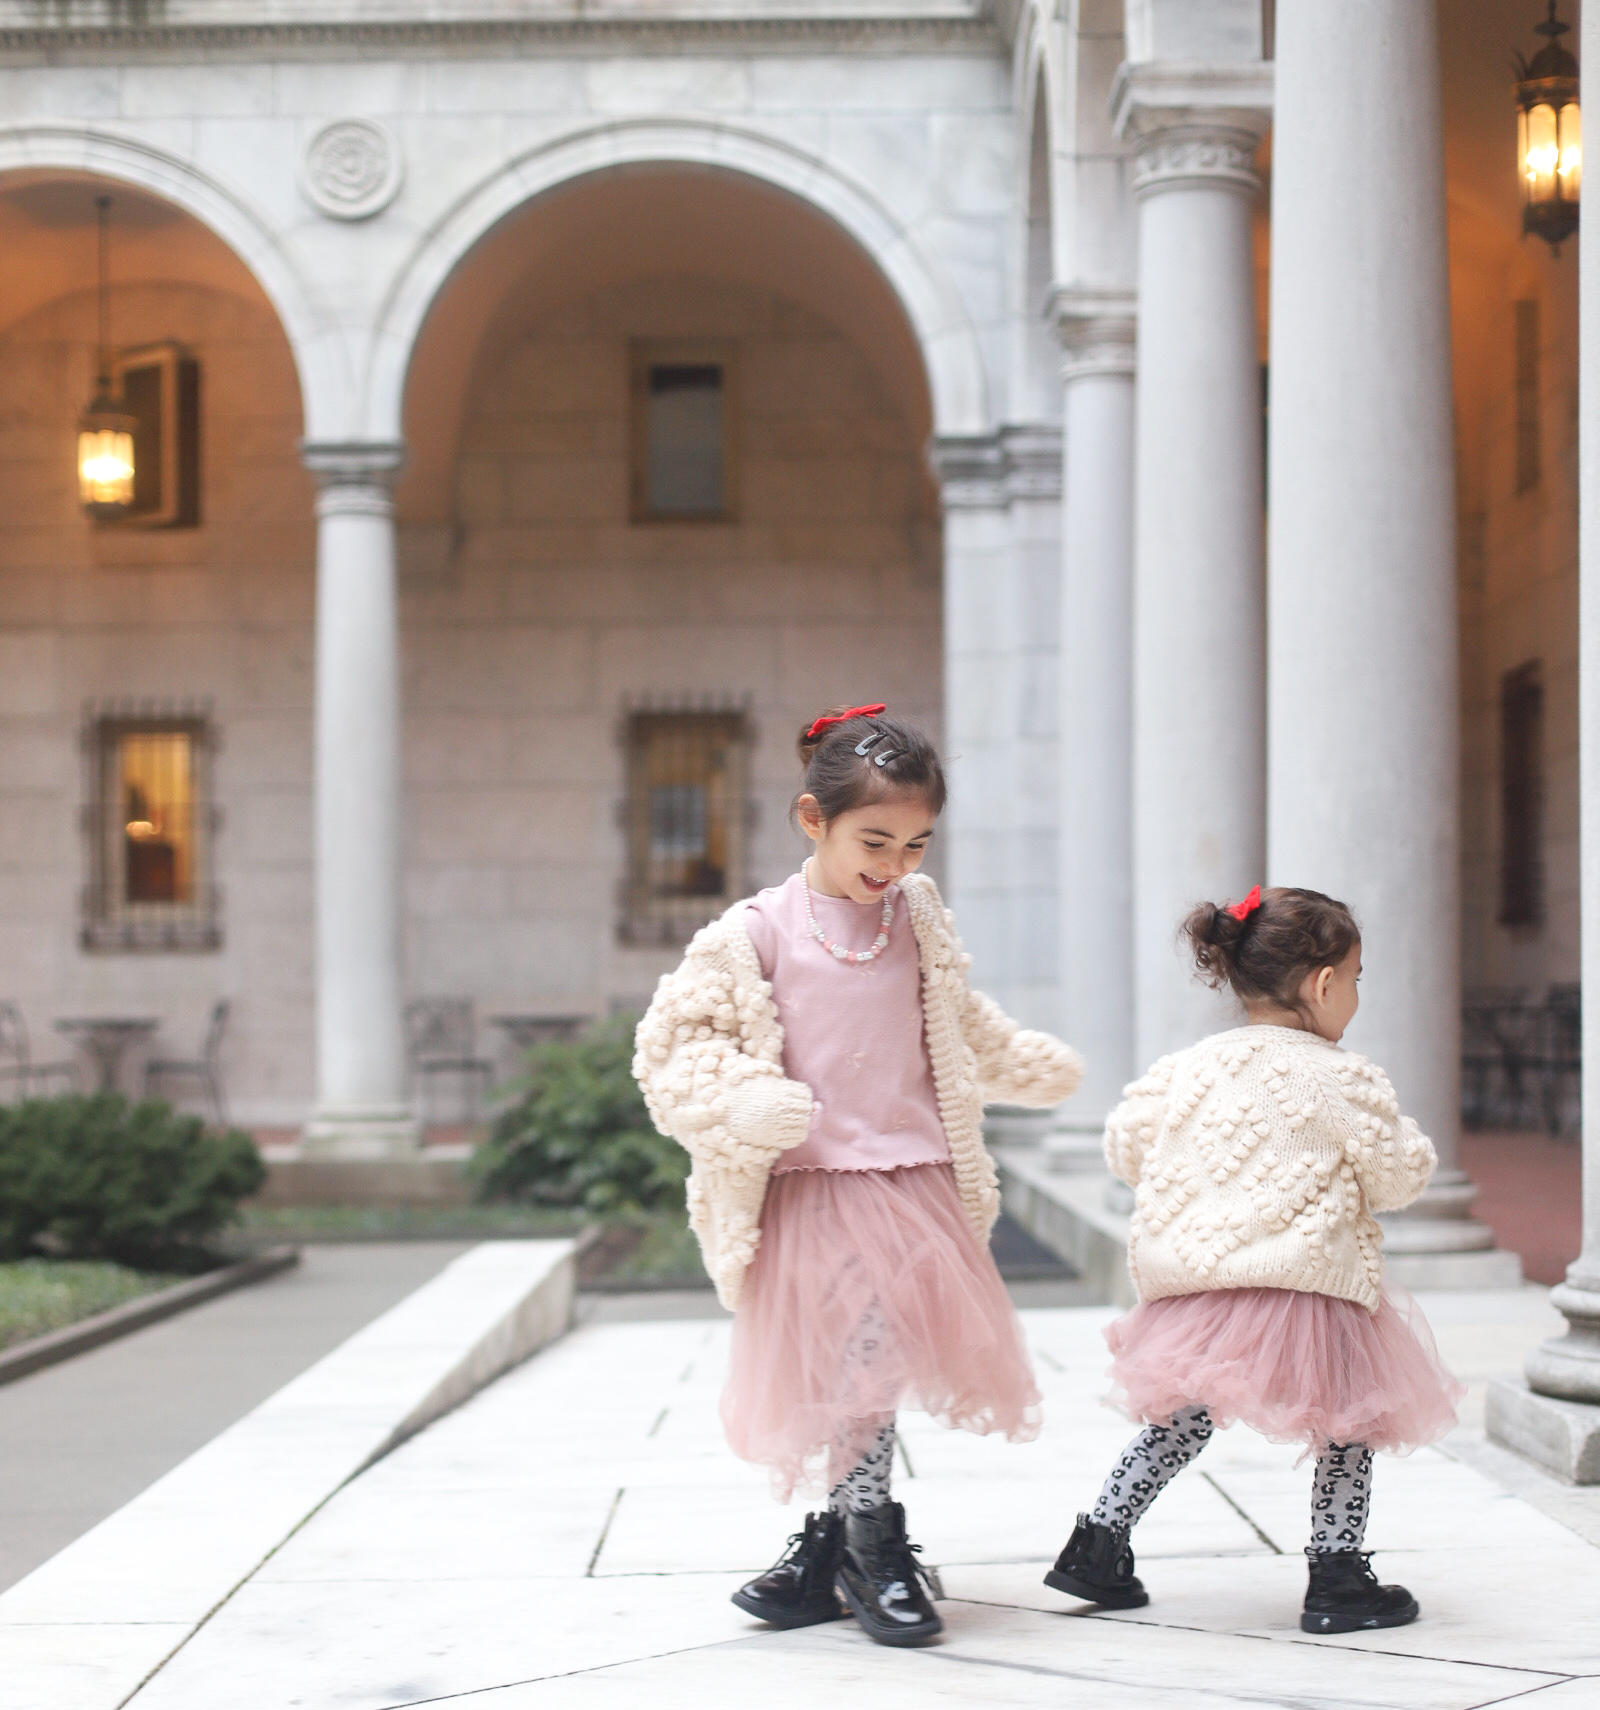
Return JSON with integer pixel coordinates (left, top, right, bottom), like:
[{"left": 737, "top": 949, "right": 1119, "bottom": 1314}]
[
  {"left": 119, "top": 1286, "right": 1600, "bottom": 1710},
  {"left": 0, "top": 1241, "right": 576, "bottom": 1710}
]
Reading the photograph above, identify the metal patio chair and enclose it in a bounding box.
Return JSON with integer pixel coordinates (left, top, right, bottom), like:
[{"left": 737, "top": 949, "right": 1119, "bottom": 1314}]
[
  {"left": 144, "top": 999, "right": 231, "bottom": 1127},
  {"left": 0, "top": 1003, "right": 80, "bottom": 1101},
  {"left": 405, "top": 998, "right": 496, "bottom": 1126}
]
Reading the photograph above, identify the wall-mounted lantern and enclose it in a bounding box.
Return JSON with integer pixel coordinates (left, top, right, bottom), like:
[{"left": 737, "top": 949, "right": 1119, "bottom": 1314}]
[
  {"left": 1514, "top": 1, "right": 1582, "bottom": 254},
  {"left": 77, "top": 195, "right": 136, "bottom": 518}
]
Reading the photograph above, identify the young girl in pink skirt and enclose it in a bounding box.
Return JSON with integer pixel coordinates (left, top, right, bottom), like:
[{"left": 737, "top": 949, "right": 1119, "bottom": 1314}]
[
  {"left": 635, "top": 706, "right": 1082, "bottom": 1646},
  {"left": 1044, "top": 886, "right": 1463, "bottom": 1635}
]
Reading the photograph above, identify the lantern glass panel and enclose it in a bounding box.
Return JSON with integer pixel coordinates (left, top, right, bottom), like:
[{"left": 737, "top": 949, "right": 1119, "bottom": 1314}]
[
  {"left": 1559, "top": 101, "right": 1582, "bottom": 197},
  {"left": 1526, "top": 101, "right": 1560, "bottom": 201},
  {"left": 78, "top": 427, "right": 134, "bottom": 509}
]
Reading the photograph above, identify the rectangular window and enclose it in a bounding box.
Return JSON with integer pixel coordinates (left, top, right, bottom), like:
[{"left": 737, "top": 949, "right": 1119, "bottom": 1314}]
[
  {"left": 83, "top": 705, "right": 219, "bottom": 951},
  {"left": 1514, "top": 298, "right": 1541, "bottom": 494},
  {"left": 1499, "top": 660, "right": 1544, "bottom": 929},
  {"left": 630, "top": 342, "right": 736, "bottom": 521},
  {"left": 622, "top": 711, "right": 748, "bottom": 943}
]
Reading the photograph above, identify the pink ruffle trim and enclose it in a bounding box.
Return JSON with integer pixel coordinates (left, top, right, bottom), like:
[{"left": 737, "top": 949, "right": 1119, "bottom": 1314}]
[{"left": 1105, "top": 1285, "right": 1464, "bottom": 1456}]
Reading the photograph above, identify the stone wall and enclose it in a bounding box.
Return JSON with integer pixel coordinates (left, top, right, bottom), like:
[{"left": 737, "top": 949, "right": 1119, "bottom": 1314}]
[
  {"left": 0, "top": 269, "right": 941, "bottom": 1124},
  {"left": 1460, "top": 254, "right": 1580, "bottom": 995},
  {"left": 0, "top": 279, "right": 316, "bottom": 1124},
  {"left": 403, "top": 273, "right": 942, "bottom": 1024}
]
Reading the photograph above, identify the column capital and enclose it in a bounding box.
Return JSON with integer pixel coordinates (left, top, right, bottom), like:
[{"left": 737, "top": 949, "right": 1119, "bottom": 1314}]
[
  {"left": 301, "top": 440, "right": 406, "bottom": 518},
  {"left": 1110, "top": 61, "right": 1272, "bottom": 200},
  {"left": 1050, "top": 287, "right": 1138, "bottom": 381},
  {"left": 998, "top": 423, "right": 1063, "bottom": 502},
  {"left": 928, "top": 432, "right": 1007, "bottom": 510}
]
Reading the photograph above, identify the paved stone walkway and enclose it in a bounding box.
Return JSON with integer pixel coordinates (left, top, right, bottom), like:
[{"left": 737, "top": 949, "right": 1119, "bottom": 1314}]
[
  {"left": 117, "top": 1283, "right": 1600, "bottom": 1709},
  {"left": 0, "top": 1242, "right": 468, "bottom": 1592}
]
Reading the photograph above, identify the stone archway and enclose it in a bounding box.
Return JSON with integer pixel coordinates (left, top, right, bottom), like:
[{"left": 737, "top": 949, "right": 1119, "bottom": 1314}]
[
  {"left": 365, "top": 119, "right": 990, "bottom": 446},
  {"left": 0, "top": 126, "right": 336, "bottom": 435},
  {"left": 386, "top": 162, "right": 947, "bottom": 1027}
]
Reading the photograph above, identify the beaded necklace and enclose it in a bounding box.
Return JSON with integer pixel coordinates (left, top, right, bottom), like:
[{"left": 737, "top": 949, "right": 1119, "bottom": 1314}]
[{"left": 802, "top": 859, "right": 894, "bottom": 964}]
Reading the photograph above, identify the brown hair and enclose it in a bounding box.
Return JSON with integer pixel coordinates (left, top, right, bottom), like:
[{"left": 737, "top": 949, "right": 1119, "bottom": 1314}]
[
  {"left": 1182, "top": 886, "right": 1360, "bottom": 1016},
  {"left": 791, "top": 707, "right": 947, "bottom": 826}
]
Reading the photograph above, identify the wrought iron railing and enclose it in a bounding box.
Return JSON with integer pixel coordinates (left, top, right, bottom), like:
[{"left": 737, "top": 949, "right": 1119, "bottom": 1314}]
[{"left": 1462, "top": 984, "right": 1580, "bottom": 1136}]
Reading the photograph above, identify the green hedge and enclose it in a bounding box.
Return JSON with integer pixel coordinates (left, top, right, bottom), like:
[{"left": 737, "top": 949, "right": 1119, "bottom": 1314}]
[
  {"left": 0, "top": 1095, "right": 264, "bottom": 1270},
  {"left": 470, "top": 1016, "right": 688, "bottom": 1217}
]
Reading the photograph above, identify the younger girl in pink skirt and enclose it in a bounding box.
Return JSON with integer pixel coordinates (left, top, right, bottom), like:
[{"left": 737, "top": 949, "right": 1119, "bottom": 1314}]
[
  {"left": 1045, "top": 886, "right": 1463, "bottom": 1635},
  {"left": 635, "top": 706, "right": 1082, "bottom": 1646}
]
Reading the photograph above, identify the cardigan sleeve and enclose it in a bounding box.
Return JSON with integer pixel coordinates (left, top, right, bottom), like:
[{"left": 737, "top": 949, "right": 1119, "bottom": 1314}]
[
  {"left": 1102, "top": 1055, "right": 1178, "bottom": 1187},
  {"left": 957, "top": 983, "right": 1085, "bottom": 1108},
  {"left": 1324, "top": 1053, "right": 1437, "bottom": 1214},
  {"left": 632, "top": 921, "right": 814, "bottom": 1171}
]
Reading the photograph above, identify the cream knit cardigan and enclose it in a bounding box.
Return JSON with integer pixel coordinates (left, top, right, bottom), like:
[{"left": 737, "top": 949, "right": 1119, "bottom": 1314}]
[
  {"left": 1106, "top": 1025, "right": 1437, "bottom": 1312},
  {"left": 633, "top": 872, "right": 1083, "bottom": 1309}
]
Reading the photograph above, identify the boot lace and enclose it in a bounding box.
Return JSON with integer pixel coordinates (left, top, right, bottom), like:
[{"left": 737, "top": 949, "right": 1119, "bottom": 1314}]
[
  {"left": 776, "top": 1515, "right": 828, "bottom": 1568},
  {"left": 893, "top": 1536, "right": 944, "bottom": 1602}
]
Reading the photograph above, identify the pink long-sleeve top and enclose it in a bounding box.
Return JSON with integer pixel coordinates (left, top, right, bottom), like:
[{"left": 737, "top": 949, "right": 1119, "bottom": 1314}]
[{"left": 743, "top": 868, "right": 951, "bottom": 1174}]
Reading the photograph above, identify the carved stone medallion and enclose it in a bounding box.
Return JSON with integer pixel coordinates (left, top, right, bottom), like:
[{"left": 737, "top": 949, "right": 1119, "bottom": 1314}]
[{"left": 301, "top": 118, "right": 404, "bottom": 221}]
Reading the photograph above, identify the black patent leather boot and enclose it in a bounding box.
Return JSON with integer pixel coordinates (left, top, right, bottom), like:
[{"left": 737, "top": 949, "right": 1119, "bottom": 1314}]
[
  {"left": 1300, "top": 1549, "right": 1419, "bottom": 1634},
  {"left": 731, "top": 1510, "right": 846, "bottom": 1629},
  {"left": 1043, "top": 1512, "right": 1150, "bottom": 1609},
  {"left": 835, "top": 1500, "right": 943, "bottom": 1646}
]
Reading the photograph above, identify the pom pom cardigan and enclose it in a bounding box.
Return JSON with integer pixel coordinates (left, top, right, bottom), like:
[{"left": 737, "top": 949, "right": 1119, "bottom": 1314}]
[
  {"left": 1104, "top": 1025, "right": 1437, "bottom": 1313},
  {"left": 633, "top": 872, "right": 1084, "bottom": 1308}
]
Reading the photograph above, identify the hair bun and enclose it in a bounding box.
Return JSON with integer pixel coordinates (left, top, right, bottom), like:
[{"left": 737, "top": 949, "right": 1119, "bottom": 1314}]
[{"left": 1181, "top": 899, "right": 1246, "bottom": 987}]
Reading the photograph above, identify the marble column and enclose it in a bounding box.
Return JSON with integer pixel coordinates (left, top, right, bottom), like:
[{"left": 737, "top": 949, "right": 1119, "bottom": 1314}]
[
  {"left": 1266, "top": 3, "right": 1504, "bottom": 1271},
  {"left": 1053, "top": 293, "right": 1137, "bottom": 1127},
  {"left": 1001, "top": 423, "right": 1064, "bottom": 1036},
  {"left": 1114, "top": 77, "right": 1269, "bottom": 1066},
  {"left": 930, "top": 435, "right": 1014, "bottom": 1010},
  {"left": 1487, "top": 0, "right": 1600, "bottom": 1476},
  {"left": 301, "top": 441, "right": 418, "bottom": 1156}
]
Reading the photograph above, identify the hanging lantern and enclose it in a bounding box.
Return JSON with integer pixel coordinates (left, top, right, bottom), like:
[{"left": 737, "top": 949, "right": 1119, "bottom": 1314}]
[
  {"left": 77, "top": 195, "right": 136, "bottom": 518},
  {"left": 1514, "top": 1, "right": 1581, "bottom": 254}
]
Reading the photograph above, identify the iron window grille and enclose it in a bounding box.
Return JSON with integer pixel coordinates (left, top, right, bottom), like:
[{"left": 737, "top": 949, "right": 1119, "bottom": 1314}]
[
  {"left": 1499, "top": 660, "right": 1545, "bottom": 930},
  {"left": 621, "top": 709, "right": 749, "bottom": 945},
  {"left": 81, "top": 699, "right": 221, "bottom": 952}
]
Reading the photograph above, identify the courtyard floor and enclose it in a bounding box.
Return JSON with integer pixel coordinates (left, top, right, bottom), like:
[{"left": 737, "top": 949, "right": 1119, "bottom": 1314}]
[{"left": 113, "top": 1281, "right": 1600, "bottom": 1710}]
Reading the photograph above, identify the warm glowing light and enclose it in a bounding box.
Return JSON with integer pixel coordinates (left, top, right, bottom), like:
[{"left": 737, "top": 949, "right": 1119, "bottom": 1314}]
[
  {"left": 1525, "top": 102, "right": 1560, "bottom": 192},
  {"left": 1514, "top": 4, "right": 1580, "bottom": 252},
  {"left": 124, "top": 819, "right": 158, "bottom": 839},
  {"left": 1559, "top": 101, "right": 1582, "bottom": 193},
  {"left": 78, "top": 424, "right": 135, "bottom": 511}
]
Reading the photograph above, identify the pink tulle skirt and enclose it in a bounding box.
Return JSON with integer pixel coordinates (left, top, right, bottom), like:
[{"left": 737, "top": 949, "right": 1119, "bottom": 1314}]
[
  {"left": 722, "top": 1162, "right": 1041, "bottom": 1499},
  {"left": 1105, "top": 1285, "right": 1464, "bottom": 1455}
]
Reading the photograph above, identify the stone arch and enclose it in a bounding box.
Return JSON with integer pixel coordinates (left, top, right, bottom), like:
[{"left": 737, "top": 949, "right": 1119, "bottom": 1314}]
[
  {"left": 1012, "top": 13, "right": 1062, "bottom": 422},
  {"left": 367, "top": 118, "right": 990, "bottom": 443},
  {"left": 0, "top": 125, "right": 337, "bottom": 434}
]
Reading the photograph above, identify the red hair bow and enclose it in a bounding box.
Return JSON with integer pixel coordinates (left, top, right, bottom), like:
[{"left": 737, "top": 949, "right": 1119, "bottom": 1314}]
[
  {"left": 1226, "top": 885, "right": 1263, "bottom": 922},
  {"left": 806, "top": 703, "right": 886, "bottom": 739}
]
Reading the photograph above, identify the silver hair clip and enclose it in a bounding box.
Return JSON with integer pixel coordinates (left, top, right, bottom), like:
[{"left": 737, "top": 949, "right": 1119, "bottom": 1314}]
[
  {"left": 854, "top": 730, "right": 886, "bottom": 756},
  {"left": 873, "top": 747, "right": 904, "bottom": 768}
]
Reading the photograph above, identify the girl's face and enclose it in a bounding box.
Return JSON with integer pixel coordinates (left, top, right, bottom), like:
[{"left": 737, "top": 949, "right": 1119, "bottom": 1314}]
[
  {"left": 795, "top": 790, "right": 938, "bottom": 903},
  {"left": 1299, "top": 943, "right": 1362, "bottom": 1043}
]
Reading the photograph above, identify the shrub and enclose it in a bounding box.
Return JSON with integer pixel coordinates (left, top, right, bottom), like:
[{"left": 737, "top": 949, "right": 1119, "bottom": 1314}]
[
  {"left": 0, "top": 1095, "right": 265, "bottom": 1270},
  {"left": 471, "top": 1016, "right": 687, "bottom": 1217}
]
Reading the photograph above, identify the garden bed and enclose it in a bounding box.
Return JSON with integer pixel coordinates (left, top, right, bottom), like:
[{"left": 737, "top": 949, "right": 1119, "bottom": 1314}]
[{"left": 0, "top": 1258, "right": 185, "bottom": 1350}]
